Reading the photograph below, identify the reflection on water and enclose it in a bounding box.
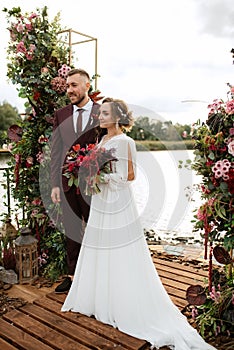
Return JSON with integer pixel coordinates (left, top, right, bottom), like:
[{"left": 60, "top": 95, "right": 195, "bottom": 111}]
[
  {"left": 0, "top": 150, "right": 202, "bottom": 243},
  {"left": 132, "top": 150, "right": 202, "bottom": 244}
]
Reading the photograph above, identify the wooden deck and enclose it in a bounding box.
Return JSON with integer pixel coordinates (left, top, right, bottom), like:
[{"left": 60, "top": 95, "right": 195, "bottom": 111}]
[{"left": 0, "top": 254, "right": 209, "bottom": 350}]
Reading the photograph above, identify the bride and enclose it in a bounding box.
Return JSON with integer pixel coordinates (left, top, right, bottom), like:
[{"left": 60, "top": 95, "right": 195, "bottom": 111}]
[{"left": 61, "top": 97, "right": 216, "bottom": 350}]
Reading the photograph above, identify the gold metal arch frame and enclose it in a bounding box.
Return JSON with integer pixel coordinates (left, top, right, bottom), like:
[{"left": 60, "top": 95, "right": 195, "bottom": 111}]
[{"left": 58, "top": 29, "right": 98, "bottom": 90}]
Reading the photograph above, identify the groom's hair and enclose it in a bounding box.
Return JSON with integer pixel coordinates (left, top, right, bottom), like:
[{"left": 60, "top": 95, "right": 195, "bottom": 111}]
[{"left": 67, "top": 68, "right": 90, "bottom": 81}]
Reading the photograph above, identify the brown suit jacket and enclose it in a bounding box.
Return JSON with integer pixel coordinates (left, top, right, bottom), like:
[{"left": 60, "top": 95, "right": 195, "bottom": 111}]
[{"left": 50, "top": 102, "right": 103, "bottom": 192}]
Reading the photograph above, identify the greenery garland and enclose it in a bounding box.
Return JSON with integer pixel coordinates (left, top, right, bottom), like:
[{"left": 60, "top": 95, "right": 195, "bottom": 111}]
[{"left": 3, "top": 5, "right": 73, "bottom": 280}]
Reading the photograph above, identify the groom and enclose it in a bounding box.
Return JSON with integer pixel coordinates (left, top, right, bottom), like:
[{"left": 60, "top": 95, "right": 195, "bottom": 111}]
[{"left": 50, "top": 68, "right": 104, "bottom": 293}]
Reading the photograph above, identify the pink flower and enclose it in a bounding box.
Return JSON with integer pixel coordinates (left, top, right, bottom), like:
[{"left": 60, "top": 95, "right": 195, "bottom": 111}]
[
  {"left": 16, "top": 22, "right": 24, "bottom": 33},
  {"left": 25, "top": 23, "right": 32, "bottom": 31},
  {"left": 28, "top": 13, "right": 38, "bottom": 20},
  {"left": 207, "top": 99, "right": 224, "bottom": 114},
  {"left": 212, "top": 159, "right": 231, "bottom": 179},
  {"left": 51, "top": 76, "right": 67, "bottom": 93},
  {"left": 26, "top": 156, "right": 34, "bottom": 168},
  {"left": 36, "top": 151, "right": 44, "bottom": 163},
  {"left": 191, "top": 307, "right": 198, "bottom": 319},
  {"left": 210, "top": 285, "right": 221, "bottom": 303},
  {"left": 227, "top": 140, "right": 234, "bottom": 156},
  {"left": 197, "top": 208, "right": 206, "bottom": 221},
  {"left": 25, "top": 52, "right": 34, "bottom": 60},
  {"left": 8, "top": 143, "right": 14, "bottom": 152},
  {"left": 41, "top": 67, "right": 49, "bottom": 74},
  {"left": 225, "top": 100, "right": 234, "bottom": 115},
  {"left": 16, "top": 41, "right": 27, "bottom": 54},
  {"left": 201, "top": 185, "right": 211, "bottom": 194},
  {"left": 229, "top": 127, "right": 234, "bottom": 135},
  {"left": 25, "top": 44, "right": 36, "bottom": 60},
  {"left": 15, "top": 154, "right": 21, "bottom": 162},
  {"left": 58, "top": 64, "right": 71, "bottom": 78}
]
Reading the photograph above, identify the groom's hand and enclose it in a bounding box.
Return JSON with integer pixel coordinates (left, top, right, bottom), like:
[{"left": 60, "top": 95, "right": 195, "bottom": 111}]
[{"left": 51, "top": 187, "right": 61, "bottom": 203}]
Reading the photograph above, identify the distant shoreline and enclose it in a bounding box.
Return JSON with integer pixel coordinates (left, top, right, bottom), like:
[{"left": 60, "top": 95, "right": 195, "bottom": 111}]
[
  {"left": 0, "top": 140, "right": 194, "bottom": 154},
  {"left": 135, "top": 140, "right": 194, "bottom": 151}
]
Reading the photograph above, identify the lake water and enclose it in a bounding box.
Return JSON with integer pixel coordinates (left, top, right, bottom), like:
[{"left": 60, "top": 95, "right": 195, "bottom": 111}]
[
  {"left": 131, "top": 150, "right": 203, "bottom": 245},
  {"left": 0, "top": 150, "right": 203, "bottom": 244}
]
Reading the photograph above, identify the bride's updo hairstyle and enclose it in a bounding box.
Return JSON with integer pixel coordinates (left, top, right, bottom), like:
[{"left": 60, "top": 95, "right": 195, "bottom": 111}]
[{"left": 102, "top": 97, "right": 134, "bottom": 131}]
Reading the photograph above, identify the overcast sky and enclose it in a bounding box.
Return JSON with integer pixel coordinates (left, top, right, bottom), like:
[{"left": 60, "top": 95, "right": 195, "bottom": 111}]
[{"left": 0, "top": 0, "right": 233, "bottom": 124}]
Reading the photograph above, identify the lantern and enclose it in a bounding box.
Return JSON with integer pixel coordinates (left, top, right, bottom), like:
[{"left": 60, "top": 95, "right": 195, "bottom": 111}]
[{"left": 15, "top": 227, "right": 38, "bottom": 284}]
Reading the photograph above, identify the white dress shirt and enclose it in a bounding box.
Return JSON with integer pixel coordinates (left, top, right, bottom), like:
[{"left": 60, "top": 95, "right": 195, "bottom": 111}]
[{"left": 73, "top": 99, "right": 94, "bottom": 133}]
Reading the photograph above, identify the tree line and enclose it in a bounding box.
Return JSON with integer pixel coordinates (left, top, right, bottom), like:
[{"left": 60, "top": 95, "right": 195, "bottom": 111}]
[{"left": 0, "top": 100, "right": 192, "bottom": 147}]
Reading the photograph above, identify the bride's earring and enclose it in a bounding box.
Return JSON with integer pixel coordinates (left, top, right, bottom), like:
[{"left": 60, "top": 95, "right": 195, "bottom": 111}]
[{"left": 115, "top": 120, "right": 119, "bottom": 129}]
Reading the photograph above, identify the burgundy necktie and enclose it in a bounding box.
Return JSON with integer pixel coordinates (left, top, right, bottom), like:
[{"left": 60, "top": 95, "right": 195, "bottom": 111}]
[{"left": 76, "top": 108, "right": 84, "bottom": 134}]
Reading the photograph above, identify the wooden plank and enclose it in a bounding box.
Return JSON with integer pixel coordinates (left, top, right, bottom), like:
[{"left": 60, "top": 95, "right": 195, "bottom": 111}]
[
  {"left": 0, "top": 337, "right": 19, "bottom": 350},
  {"left": 47, "top": 292, "right": 66, "bottom": 304},
  {"left": 34, "top": 296, "right": 147, "bottom": 350},
  {"left": 157, "top": 268, "right": 205, "bottom": 286},
  {"left": 168, "top": 296, "right": 187, "bottom": 310},
  {"left": 155, "top": 261, "right": 207, "bottom": 280},
  {"left": 21, "top": 302, "right": 131, "bottom": 349},
  {"left": 159, "top": 275, "right": 193, "bottom": 292},
  {"left": 0, "top": 318, "right": 53, "bottom": 350},
  {"left": 3, "top": 309, "right": 90, "bottom": 350},
  {"left": 153, "top": 258, "right": 208, "bottom": 277},
  {"left": 0, "top": 257, "right": 211, "bottom": 350},
  {"left": 163, "top": 283, "right": 186, "bottom": 298}
]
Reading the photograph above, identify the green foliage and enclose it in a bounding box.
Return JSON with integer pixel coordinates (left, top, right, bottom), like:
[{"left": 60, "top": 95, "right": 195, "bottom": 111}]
[
  {"left": 191, "top": 97, "right": 234, "bottom": 252},
  {"left": 3, "top": 6, "right": 73, "bottom": 280},
  {"left": 187, "top": 90, "right": 234, "bottom": 339},
  {"left": 193, "top": 272, "right": 234, "bottom": 339},
  {"left": 128, "top": 116, "right": 192, "bottom": 141},
  {"left": 0, "top": 101, "right": 21, "bottom": 145}
]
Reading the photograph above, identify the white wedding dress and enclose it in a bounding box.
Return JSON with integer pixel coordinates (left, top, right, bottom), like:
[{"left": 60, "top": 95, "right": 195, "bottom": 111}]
[{"left": 61, "top": 134, "right": 216, "bottom": 350}]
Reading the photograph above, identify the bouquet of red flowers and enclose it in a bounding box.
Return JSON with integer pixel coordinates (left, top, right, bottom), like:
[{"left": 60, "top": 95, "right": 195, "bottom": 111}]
[{"left": 63, "top": 143, "right": 118, "bottom": 195}]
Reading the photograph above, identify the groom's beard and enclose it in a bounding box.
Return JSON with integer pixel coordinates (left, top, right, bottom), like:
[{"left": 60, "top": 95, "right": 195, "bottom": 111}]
[{"left": 72, "top": 94, "right": 86, "bottom": 106}]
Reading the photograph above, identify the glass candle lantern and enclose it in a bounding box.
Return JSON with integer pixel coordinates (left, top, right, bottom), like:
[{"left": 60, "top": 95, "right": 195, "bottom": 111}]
[{"left": 15, "top": 227, "right": 38, "bottom": 284}]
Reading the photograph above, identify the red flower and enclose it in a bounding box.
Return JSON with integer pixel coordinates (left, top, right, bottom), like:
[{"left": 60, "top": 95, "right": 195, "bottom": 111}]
[
  {"left": 63, "top": 144, "right": 118, "bottom": 195},
  {"left": 73, "top": 144, "right": 81, "bottom": 152},
  {"left": 226, "top": 168, "right": 234, "bottom": 194},
  {"left": 33, "top": 90, "right": 41, "bottom": 101}
]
